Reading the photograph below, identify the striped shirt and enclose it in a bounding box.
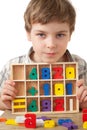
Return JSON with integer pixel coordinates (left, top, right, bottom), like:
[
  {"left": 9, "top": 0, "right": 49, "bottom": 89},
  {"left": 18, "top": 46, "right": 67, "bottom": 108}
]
[{"left": 0, "top": 47, "right": 87, "bottom": 93}]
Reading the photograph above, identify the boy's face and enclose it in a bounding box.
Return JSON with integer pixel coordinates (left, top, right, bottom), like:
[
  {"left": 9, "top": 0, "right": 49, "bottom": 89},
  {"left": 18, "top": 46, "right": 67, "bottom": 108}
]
[{"left": 27, "top": 21, "right": 71, "bottom": 63}]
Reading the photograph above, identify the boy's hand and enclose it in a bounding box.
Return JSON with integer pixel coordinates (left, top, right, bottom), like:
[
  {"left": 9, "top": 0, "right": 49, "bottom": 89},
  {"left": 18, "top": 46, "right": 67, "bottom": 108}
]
[
  {"left": 77, "top": 79, "right": 87, "bottom": 103},
  {"left": 1, "top": 80, "right": 17, "bottom": 109}
]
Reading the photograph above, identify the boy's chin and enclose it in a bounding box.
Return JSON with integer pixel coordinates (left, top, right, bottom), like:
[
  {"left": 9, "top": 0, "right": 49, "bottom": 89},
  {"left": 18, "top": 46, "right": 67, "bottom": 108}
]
[{"left": 42, "top": 59, "right": 58, "bottom": 64}]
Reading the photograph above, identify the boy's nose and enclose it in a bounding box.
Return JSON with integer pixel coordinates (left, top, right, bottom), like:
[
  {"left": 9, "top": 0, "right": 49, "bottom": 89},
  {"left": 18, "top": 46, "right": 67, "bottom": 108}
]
[{"left": 46, "top": 37, "right": 56, "bottom": 48}]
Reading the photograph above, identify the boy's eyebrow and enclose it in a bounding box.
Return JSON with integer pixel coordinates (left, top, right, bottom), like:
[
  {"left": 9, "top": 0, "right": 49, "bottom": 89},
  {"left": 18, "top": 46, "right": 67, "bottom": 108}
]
[
  {"left": 57, "top": 30, "right": 69, "bottom": 33},
  {"left": 34, "top": 30, "right": 69, "bottom": 33}
]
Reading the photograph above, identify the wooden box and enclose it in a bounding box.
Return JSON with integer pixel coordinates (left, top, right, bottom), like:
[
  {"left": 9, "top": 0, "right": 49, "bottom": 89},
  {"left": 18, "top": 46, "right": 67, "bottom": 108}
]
[{"left": 11, "top": 62, "right": 79, "bottom": 114}]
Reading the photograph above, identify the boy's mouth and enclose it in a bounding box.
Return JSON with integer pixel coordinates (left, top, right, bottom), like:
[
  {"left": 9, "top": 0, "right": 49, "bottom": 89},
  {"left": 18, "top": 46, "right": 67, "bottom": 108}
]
[{"left": 44, "top": 52, "right": 56, "bottom": 57}]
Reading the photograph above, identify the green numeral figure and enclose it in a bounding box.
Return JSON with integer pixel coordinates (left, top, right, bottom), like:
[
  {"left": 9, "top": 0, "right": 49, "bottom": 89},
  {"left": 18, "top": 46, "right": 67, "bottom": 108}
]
[
  {"left": 28, "top": 68, "right": 37, "bottom": 79},
  {"left": 28, "top": 100, "right": 38, "bottom": 112}
]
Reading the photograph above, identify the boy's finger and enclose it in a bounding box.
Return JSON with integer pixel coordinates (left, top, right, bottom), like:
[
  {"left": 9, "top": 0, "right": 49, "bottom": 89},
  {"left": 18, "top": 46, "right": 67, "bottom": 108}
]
[
  {"left": 77, "top": 86, "right": 86, "bottom": 99},
  {"left": 76, "top": 79, "right": 84, "bottom": 88},
  {"left": 83, "top": 96, "right": 87, "bottom": 102},
  {"left": 5, "top": 80, "right": 15, "bottom": 86},
  {"left": 4, "top": 85, "right": 17, "bottom": 94},
  {"left": 1, "top": 94, "right": 15, "bottom": 101},
  {"left": 79, "top": 89, "right": 87, "bottom": 102},
  {"left": 2, "top": 89, "right": 17, "bottom": 98}
]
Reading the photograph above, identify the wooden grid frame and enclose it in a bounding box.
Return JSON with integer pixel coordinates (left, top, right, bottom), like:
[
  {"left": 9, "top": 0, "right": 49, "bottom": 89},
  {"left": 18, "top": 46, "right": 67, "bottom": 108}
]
[{"left": 11, "top": 62, "right": 79, "bottom": 114}]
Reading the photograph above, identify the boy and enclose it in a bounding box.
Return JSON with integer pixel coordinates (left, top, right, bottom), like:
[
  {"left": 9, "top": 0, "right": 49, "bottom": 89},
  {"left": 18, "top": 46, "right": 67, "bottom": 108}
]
[{"left": 0, "top": 0, "right": 87, "bottom": 110}]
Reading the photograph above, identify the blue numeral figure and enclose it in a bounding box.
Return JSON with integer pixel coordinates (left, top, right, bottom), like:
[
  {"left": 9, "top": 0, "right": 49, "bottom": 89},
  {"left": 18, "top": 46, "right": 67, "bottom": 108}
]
[
  {"left": 41, "top": 68, "right": 50, "bottom": 79},
  {"left": 43, "top": 83, "right": 50, "bottom": 95}
]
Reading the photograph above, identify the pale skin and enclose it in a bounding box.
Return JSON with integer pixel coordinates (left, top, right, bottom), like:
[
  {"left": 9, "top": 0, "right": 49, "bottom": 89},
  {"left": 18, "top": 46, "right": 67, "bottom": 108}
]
[{"left": 0, "top": 21, "right": 87, "bottom": 109}]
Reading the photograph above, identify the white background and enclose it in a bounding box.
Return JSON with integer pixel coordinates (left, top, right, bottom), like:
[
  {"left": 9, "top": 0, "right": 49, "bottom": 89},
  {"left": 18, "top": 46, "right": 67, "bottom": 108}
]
[{"left": 0, "top": 0, "right": 87, "bottom": 70}]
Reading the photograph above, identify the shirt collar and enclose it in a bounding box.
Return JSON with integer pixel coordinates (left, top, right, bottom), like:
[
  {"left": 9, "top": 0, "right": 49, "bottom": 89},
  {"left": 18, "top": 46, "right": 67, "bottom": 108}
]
[
  {"left": 63, "top": 49, "right": 74, "bottom": 62},
  {"left": 25, "top": 47, "right": 35, "bottom": 63}
]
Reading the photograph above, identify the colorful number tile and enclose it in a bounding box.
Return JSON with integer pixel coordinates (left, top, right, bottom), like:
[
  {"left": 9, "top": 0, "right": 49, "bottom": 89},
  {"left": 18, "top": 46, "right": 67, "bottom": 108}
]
[
  {"left": 54, "top": 83, "right": 64, "bottom": 95},
  {"left": 43, "top": 83, "right": 50, "bottom": 95},
  {"left": 41, "top": 68, "right": 50, "bottom": 79},
  {"left": 27, "top": 86, "right": 38, "bottom": 96},
  {"left": 41, "top": 99, "right": 51, "bottom": 111},
  {"left": 65, "top": 67, "right": 75, "bottom": 79},
  {"left": 28, "top": 68, "right": 37, "bottom": 79}
]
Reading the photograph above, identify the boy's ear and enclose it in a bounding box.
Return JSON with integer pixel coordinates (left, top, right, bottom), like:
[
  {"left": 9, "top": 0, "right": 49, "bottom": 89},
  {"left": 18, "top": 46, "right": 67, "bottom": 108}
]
[{"left": 26, "top": 31, "right": 31, "bottom": 41}]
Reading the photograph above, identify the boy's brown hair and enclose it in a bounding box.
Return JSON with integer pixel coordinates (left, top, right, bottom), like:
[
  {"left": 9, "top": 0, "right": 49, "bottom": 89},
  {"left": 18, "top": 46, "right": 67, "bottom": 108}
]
[{"left": 24, "top": 0, "right": 76, "bottom": 34}]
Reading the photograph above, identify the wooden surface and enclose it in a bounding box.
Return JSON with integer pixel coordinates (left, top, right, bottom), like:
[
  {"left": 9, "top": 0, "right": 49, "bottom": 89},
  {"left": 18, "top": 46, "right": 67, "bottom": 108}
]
[{"left": 0, "top": 110, "right": 84, "bottom": 130}]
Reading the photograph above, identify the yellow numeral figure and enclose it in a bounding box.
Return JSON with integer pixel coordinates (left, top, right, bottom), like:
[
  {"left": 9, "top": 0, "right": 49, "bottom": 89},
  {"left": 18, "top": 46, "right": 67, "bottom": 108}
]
[
  {"left": 54, "top": 83, "right": 64, "bottom": 95},
  {"left": 65, "top": 67, "right": 75, "bottom": 79}
]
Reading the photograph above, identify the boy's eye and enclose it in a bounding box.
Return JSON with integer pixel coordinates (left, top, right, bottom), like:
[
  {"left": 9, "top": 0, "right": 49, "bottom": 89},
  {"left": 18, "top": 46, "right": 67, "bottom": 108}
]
[
  {"left": 37, "top": 33, "right": 45, "bottom": 38},
  {"left": 57, "top": 33, "right": 65, "bottom": 38}
]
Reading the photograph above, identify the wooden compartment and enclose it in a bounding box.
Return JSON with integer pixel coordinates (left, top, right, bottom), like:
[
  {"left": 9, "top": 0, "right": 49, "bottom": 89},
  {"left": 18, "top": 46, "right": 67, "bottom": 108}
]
[
  {"left": 15, "top": 81, "right": 25, "bottom": 96},
  {"left": 27, "top": 97, "right": 39, "bottom": 112},
  {"left": 66, "top": 96, "right": 78, "bottom": 112},
  {"left": 40, "top": 97, "right": 51, "bottom": 112},
  {"left": 52, "top": 80, "right": 65, "bottom": 96},
  {"left": 65, "top": 80, "right": 77, "bottom": 95},
  {"left": 39, "top": 81, "right": 51, "bottom": 96},
  {"left": 26, "top": 81, "right": 38, "bottom": 96},
  {"left": 11, "top": 64, "right": 24, "bottom": 80},
  {"left": 53, "top": 97, "right": 65, "bottom": 112},
  {"left": 65, "top": 63, "right": 77, "bottom": 79},
  {"left": 38, "top": 64, "right": 51, "bottom": 80},
  {"left": 12, "top": 98, "right": 26, "bottom": 113},
  {"left": 51, "top": 64, "right": 64, "bottom": 79},
  {"left": 25, "top": 64, "right": 38, "bottom": 80}
]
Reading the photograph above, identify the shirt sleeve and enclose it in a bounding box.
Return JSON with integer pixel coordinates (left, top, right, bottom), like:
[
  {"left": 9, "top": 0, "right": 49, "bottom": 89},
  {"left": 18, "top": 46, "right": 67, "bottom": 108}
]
[
  {"left": 72, "top": 54, "right": 87, "bottom": 85},
  {"left": 0, "top": 62, "right": 10, "bottom": 93}
]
